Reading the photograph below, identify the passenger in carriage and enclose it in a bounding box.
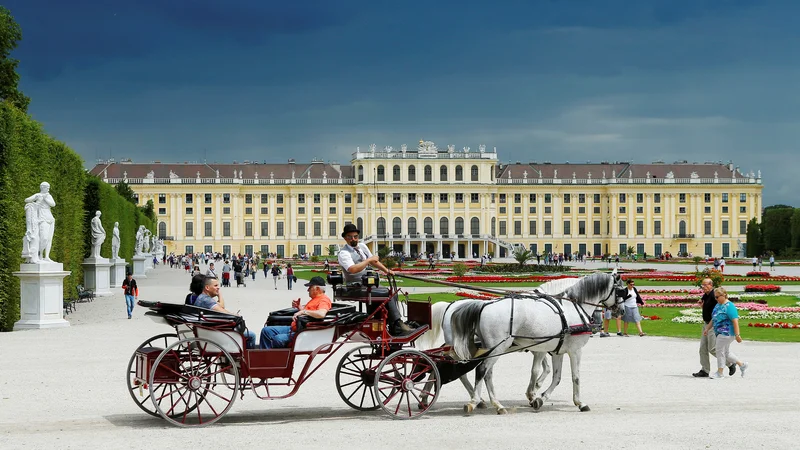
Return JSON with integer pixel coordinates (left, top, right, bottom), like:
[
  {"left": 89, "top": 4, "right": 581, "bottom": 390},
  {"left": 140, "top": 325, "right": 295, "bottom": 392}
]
[
  {"left": 259, "top": 276, "right": 332, "bottom": 349},
  {"left": 193, "top": 276, "right": 257, "bottom": 349},
  {"left": 337, "top": 224, "right": 418, "bottom": 337}
]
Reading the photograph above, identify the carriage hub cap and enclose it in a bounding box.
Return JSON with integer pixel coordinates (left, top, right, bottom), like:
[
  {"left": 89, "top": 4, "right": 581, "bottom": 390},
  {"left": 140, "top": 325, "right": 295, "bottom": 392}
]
[
  {"left": 188, "top": 376, "right": 202, "bottom": 390},
  {"left": 402, "top": 379, "right": 415, "bottom": 391}
]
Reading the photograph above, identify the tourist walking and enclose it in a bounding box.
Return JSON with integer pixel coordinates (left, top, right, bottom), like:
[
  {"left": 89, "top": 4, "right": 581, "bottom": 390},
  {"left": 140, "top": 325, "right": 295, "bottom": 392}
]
[
  {"left": 693, "top": 278, "right": 736, "bottom": 377},
  {"left": 286, "top": 263, "right": 295, "bottom": 290},
  {"left": 704, "top": 287, "right": 748, "bottom": 379},
  {"left": 720, "top": 257, "right": 726, "bottom": 273},
  {"left": 770, "top": 255, "right": 775, "bottom": 271},
  {"left": 599, "top": 305, "right": 623, "bottom": 337},
  {"left": 621, "top": 279, "right": 646, "bottom": 336},
  {"left": 121, "top": 272, "right": 138, "bottom": 320},
  {"left": 271, "top": 263, "right": 281, "bottom": 289}
]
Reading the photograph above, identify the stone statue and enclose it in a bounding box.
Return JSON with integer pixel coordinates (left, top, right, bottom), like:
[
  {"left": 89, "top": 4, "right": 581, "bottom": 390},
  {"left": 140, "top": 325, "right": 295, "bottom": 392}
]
[
  {"left": 479, "top": 144, "right": 486, "bottom": 153},
  {"left": 143, "top": 229, "right": 152, "bottom": 253},
  {"left": 758, "top": 170, "right": 761, "bottom": 178},
  {"left": 216, "top": 169, "right": 220, "bottom": 178},
  {"left": 111, "top": 222, "right": 120, "bottom": 260},
  {"left": 553, "top": 169, "right": 558, "bottom": 178},
  {"left": 401, "top": 144, "right": 407, "bottom": 153},
  {"left": 21, "top": 182, "right": 56, "bottom": 263},
  {"left": 665, "top": 171, "right": 674, "bottom": 179},
  {"left": 146, "top": 170, "right": 155, "bottom": 179},
  {"left": 135, "top": 225, "right": 145, "bottom": 255},
  {"left": 90, "top": 210, "right": 106, "bottom": 259},
  {"left": 151, "top": 235, "right": 157, "bottom": 253}
]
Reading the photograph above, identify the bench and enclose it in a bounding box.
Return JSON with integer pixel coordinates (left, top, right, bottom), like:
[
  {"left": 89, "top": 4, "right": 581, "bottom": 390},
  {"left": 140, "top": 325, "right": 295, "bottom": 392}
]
[{"left": 76, "top": 285, "right": 94, "bottom": 303}]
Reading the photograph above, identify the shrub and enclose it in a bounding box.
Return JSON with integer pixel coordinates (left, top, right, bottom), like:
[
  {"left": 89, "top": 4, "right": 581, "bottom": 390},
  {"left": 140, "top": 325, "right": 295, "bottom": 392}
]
[
  {"left": 694, "top": 268, "right": 724, "bottom": 288},
  {"left": 453, "top": 262, "right": 468, "bottom": 278},
  {"left": 310, "top": 255, "right": 320, "bottom": 263}
]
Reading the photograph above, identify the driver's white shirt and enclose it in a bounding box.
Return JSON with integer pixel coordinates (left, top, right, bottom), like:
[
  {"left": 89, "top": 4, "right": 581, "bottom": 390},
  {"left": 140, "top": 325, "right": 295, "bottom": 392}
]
[{"left": 338, "top": 243, "right": 373, "bottom": 283}]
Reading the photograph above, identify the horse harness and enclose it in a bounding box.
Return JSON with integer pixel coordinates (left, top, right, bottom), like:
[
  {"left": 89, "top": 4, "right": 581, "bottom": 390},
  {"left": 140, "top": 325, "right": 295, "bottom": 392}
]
[{"left": 455, "top": 281, "right": 619, "bottom": 362}]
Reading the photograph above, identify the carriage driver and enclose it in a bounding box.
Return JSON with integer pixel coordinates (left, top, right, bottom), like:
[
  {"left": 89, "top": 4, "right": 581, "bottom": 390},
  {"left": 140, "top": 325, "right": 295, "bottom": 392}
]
[{"left": 338, "top": 223, "right": 417, "bottom": 336}]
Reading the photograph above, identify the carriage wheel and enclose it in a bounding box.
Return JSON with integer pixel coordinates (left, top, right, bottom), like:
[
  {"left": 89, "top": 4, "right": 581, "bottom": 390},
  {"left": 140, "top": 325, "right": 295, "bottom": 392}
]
[
  {"left": 149, "top": 337, "right": 239, "bottom": 427},
  {"left": 374, "top": 349, "right": 440, "bottom": 419},
  {"left": 335, "top": 345, "right": 384, "bottom": 411},
  {"left": 127, "top": 333, "right": 187, "bottom": 418}
]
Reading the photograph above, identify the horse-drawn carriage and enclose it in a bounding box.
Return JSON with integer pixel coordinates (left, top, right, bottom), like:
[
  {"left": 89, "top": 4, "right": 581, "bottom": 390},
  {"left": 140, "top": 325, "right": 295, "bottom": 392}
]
[{"left": 127, "top": 271, "right": 625, "bottom": 426}]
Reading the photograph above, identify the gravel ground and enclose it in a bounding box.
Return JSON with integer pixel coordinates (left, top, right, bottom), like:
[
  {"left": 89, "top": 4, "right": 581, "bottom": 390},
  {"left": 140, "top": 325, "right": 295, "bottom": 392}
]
[{"left": 2, "top": 263, "right": 799, "bottom": 450}]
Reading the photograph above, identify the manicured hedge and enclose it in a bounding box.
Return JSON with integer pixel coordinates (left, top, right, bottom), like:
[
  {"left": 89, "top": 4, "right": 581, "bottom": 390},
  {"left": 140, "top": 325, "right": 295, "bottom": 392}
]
[
  {"left": 83, "top": 176, "right": 154, "bottom": 262},
  {"left": 0, "top": 102, "right": 87, "bottom": 331}
]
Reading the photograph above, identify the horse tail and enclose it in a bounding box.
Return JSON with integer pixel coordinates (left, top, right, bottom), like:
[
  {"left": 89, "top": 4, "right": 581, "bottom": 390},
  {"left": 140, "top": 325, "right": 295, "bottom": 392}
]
[
  {"left": 417, "top": 301, "right": 449, "bottom": 350},
  {"left": 451, "top": 302, "right": 485, "bottom": 360}
]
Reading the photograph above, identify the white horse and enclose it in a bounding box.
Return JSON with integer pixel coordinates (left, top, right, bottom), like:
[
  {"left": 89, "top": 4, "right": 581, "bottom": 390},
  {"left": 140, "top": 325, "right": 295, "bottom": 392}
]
[
  {"left": 417, "top": 277, "right": 582, "bottom": 409},
  {"left": 449, "top": 272, "right": 625, "bottom": 414}
]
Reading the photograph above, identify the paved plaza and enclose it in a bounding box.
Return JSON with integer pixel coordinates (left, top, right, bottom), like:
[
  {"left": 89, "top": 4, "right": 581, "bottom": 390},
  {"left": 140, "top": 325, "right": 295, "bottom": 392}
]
[{"left": 2, "top": 262, "right": 800, "bottom": 449}]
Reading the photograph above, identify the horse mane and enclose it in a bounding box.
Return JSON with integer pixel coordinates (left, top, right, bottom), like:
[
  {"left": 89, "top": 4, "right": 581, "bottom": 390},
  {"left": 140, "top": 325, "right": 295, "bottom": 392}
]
[
  {"left": 560, "top": 272, "right": 611, "bottom": 303},
  {"left": 536, "top": 277, "right": 580, "bottom": 295}
]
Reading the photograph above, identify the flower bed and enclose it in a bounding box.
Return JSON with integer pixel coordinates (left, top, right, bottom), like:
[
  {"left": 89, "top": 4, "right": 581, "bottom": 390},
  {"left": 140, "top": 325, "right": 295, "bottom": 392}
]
[
  {"left": 456, "top": 291, "right": 499, "bottom": 300},
  {"left": 744, "top": 284, "right": 782, "bottom": 293},
  {"left": 748, "top": 322, "right": 800, "bottom": 329},
  {"left": 639, "top": 288, "right": 702, "bottom": 294},
  {"left": 642, "top": 315, "right": 662, "bottom": 320},
  {"left": 445, "top": 275, "right": 577, "bottom": 283},
  {"left": 746, "top": 271, "right": 771, "bottom": 277}
]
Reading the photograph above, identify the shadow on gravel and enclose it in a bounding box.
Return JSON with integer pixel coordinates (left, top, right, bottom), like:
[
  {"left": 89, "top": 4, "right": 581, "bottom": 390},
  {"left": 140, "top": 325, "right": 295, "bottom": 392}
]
[{"left": 105, "top": 400, "right": 584, "bottom": 427}]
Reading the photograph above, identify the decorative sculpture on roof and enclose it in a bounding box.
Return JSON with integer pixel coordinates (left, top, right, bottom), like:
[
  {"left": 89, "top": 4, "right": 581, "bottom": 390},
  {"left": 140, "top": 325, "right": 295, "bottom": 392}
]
[
  {"left": 216, "top": 169, "right": 219, "bottom": 178},
  {"left": 573, "top": 172, "right": 577, "bottom": 179},
  {"left": 322, "top": 170, "right": 327, "bottom": 179},
  {"left": 665, "top": 171, "right": 674, "bottom": 179},
  {"left": 291, "top": 169, "right": 295, "bottom": 179},
  {"left": 169, "top": 170, "right": 179, "bottom": 179},
  {"left": 758, "top": 170, "right": 761, "bottom": 178},
  {"left": 612, "top": 170, "right": 616, "bottom": 178},
  {"left": 553, "top": 169, "right": 558, "bottom": 178},
  {"left": 479, "top": 144, "right": 486, "bottom": 153},
  {"left": 145, "top": 170, "right": 155, "bottom": 179},
  {"left": 690, "top": 171, "right": 699, "bottom": 179},
  {"left": 447, "top": 145, "right": 455, "bottom": 153},
  {"left": 123, "top": 171, "right": 128, "bottom": 179},
  {"left": 196, "top": 171, "right": 201, "bottom": 179},
  {"left": 588, "top": 171, "right": 592, "bottom": 180},
  {"left": 369, "top": 143, "right": 377, "bottom": 153},
  {"left": 646, "top": 171, "right": 650, "bottom": 178},
  {"left": 270, "top": 171, "right": 274, "bottom": 179},
  {"left": 401, "top": 144, "right": 407, "bottom": 153},
  {"left": 103, "top": 169, "right": 107, "bottom": 179},
  {"left": 239, "top": 170, "right": 243, "bottom": 179},
  {"left": 507, "top": 170, "right": 511, "bottom": 179},
  {"left": 602, "top": 170, "right": 606, "bottom": 179},
  {"left": 628, "top": 169, "right": 632, "bottom": 179},
  {"left": 462, "top": 146, "right": 470, "bottom": 153},
  {"left": 254, "top": 171, "right": 258, "bottom": 180},
  {"left": 418, "top": 140, "right": 437, "bottom": 154},
  {"left": 523, "top": 170, "right": 528, "bottom": 179}
]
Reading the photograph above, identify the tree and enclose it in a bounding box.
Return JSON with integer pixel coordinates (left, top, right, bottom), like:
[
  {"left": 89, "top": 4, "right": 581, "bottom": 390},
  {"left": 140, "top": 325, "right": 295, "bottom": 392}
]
[
  {"left": 115, "top": 180, "right": 137, "bottom": 205},
  {"left": 139, "top": 199, "right": 156, "bottom": 223},
  {"left": 512, "top": 246, "right": 533, "bottom": 267},
  {"left": 792, "top": 209, "right": 800, "bottom": 252},
  {"left": 762, "top": 207, "right": 793, "bottom": 255},
  {"left": 0, "top": 7, "right": 30, "bottom": 112},
  {"left": 746, "top": 217, "right": 763, "bottom": 257}
]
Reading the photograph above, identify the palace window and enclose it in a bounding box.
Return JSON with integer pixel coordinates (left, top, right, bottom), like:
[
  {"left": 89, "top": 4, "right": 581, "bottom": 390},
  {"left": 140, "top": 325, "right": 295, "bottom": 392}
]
[
  {"left": 653, "top": 193, "right": 661, "bottom": 203},
  {"left": 298, "top": 207, "right": 305, "bottom": 214},
  {"left": 223, "top": 222, "right": 231, "bottom": 237},
  {"left": 740, "top": 193, "right": 747, "bottom": 202},
  {"left": 205, "top": 222, "right": 212, "bottom": 236},
  {"left": 544, "top": 220, "right": 552, "bottom": 235},
  {"left": 704, "top": 193, "right": 711, "bottom": 203},
  {"left": 515, "top": 194, "right": 522, "bottom": 204},
  {"left": 593, "top": 194, "right": 600, "bottom": 203},
  {"left": 159, "top": 194, "right": 166, "bottom": 204},
  {"left": 578, "top": 220, "right": 586, "bottom": 235},
  {"left": 455, "top": 165, "right": 463, "bottom": 181},
  {"left": 578, "top": 194, "right": 585, "bottom": 204},
  {"left": 277, "top": 194, "right": 284, "bottom": 204},
  {"left": 440, "top": 165, "right": 448, "bottom": 182},
  {"left": 185, "top": 207, "right": 193, "bottom": 215},
  {"left": 471, "top": 193, "right": 479, "bottom": 203},
  {"left": 245, "top": 194, "right": 252, "bottom": 204},
  {"left": 544, "top": 194, "right": 552, "bottom": 203},
  {"left": 205, "top": 207, "right": 212, "bottom": 214},
  {"left": 619, "top": 193, "right": 626, "bottom": 203},
  {"left": 377, "top": 165, "right": 385, "bottom": 182},
  {"left": 345, "top": 193, "right": 352, "bottom": 203},
  {"left": 377, "top": 194, "right": 385, "bottom": 203},
  {"left": 314, "top": 194, "right": 320, "bottom": 204},
  {"left": 424, "top": 193, "right": 432, "bottom": 203},
  {"left": 679, "top": 193, "right": 686, "bottom": 203},
  {"left": 393, "top": 165, "right": 401, "bottom": 182},
  {"left": 530, "top": 193, "right": 537, "bottom": 203},
  {"left": 654, "top": 220, "right": 661, "bottom": 235},
  {"left": 563, "top": 193, "right": 571, "bottom": 203},
  {"left": 313, "top": 207, "right": 321, "bottom": 214},
  {"left": 563, "top": 220, "right": 571, "bottom": 235},
  {"left": 636, "top": 220, "right": 644, "bottom": 235},
  {"left": 223, "top": 207, "right": 230, "bottom": 215},
  {"left": 277, "top": 222, "right": 284, "bottom": 237},
  {"left": 408, "top": 165, "right": 416, "bottom": 181},
  {"left": 185, "top": 194, "right": 193, "bottom": 204},
  {"left": 471, "top": 165, "right": 479, "bottom": 181},
  {"left": 298, "top": 222, "right": 306, "bottom": 236},
  {"left": 298, "top": 194, "right": 305, "bottom": 204},
  {"left": 261, "top": 222, "right": 269, "bottom": 236},
  {"left": 499, "top": 194, "right": 506, "bottom": 203},
  {"left": 529, "top": 220, "right": 537, "bottom": 235},
  {"left": 223, "top": 193, "right": 230, "bottom": 204},
  {"left": 440, "top": 193, "right": 448, "bottom": 203},
  {"left": 424, "top": 165, "right": 432, "bottom": 182},
  {"left": 245, "top": 222, "right": 253, "bottom": 237},
  {"left": 408, "top": 193, "right": 417, "bottom": 203},
  {"left": 261, "top": 194, "right": 268, "bottom": 203},
  {"left": 393, "top": 193, "right": 401, "bottom": 204},
  {"left": 205, "top": 193, "right": 212, "bottom": 204},
  {"left": 245, "top": 207, "right": 252, "bottom": 215},
  {"left": 722, "top": 193, "right": 729, "bottom": 203},
  {"left": 514, "top": 221, "right": 522, "bottom": 236},
  {"left": 636, "top": 193, "right": 643, "bottom": 203},
  {"left": 185, "top": 222, "right": 193, "bottom": 237},
  {"left": 456, "top": 193, "right": 464, "bottom": 203},
  {"left": 619, "top": 221, "right": 627, "bottom": 236}
]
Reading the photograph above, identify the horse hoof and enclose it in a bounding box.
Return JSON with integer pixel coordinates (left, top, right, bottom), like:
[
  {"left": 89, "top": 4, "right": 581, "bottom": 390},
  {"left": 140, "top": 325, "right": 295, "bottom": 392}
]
[
  {"left": 477, "top": 401, "right": 488, "bottom": 409},
  {"left": 497, "top": 408, "right": 508, "bottom": 415},
  {"left": 580, "top": 405, "right": 591, "bottom": 412},
  {"left": 417, "top": 402, "right": 427, "bottom": 410},
  {"left": 463, "top": 404, "right": 474, "bottom": 414},
  {"left": 531, "top": 398, "right": 543, "bottom": 410}
]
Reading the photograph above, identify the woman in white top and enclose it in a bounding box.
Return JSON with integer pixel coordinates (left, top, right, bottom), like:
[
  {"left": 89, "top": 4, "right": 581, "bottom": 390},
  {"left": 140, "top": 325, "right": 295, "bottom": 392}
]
[{"left": 621, "top": 279, "right": 646, "bottom": 336}]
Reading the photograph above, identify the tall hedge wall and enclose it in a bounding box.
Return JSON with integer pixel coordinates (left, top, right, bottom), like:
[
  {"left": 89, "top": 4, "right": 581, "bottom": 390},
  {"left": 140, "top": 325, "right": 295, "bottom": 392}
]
[
  {"left": 83, "top": 176, "right": 154, "bottom": 263},
  {"left": 0, "top": 102, "right": 87, "bottom": 331}
]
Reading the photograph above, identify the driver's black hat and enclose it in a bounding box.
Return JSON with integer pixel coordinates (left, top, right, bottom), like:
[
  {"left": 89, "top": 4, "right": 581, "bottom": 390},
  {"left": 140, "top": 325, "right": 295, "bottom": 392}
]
[{"left": 341, "top": 223, "right": 360, "bottom": 238}]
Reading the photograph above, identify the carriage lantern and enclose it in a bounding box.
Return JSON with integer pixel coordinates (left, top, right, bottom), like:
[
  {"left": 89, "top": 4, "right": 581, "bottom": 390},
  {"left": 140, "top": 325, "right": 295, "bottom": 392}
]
[
  {"left": 361, "top": 270, "right": 380, "bottom": 288},
  {"left": 327, "top": 270, "right": 344, "bottom": 287}
]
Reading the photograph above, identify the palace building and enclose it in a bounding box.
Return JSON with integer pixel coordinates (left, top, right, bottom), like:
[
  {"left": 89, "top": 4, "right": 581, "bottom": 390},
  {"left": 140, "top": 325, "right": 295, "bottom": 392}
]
[{"left": 89, "top": 141, "right": 763, "bottom": 259}]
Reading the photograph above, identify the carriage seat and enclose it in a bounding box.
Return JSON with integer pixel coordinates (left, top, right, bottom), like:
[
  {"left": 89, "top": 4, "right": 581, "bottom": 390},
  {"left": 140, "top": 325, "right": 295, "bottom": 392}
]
[
  {"left": 334, "top": 285, "right": 391, "bottom": 302},
  {"left": 265, "top": 302, "right": 357, "bottom": 327}
]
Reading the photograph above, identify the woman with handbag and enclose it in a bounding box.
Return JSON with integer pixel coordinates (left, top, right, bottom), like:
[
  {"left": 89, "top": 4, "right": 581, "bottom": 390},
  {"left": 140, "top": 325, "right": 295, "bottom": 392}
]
[
  {"left": 286, "top": 263, "right": 295, "bottom": 290},
  {"left": 621, "top": 279, "right": 647, "bottom": 336}
]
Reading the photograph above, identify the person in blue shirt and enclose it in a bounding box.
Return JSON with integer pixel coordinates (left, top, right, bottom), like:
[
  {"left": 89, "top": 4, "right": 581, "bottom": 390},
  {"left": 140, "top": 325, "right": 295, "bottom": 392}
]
[
  {"left": 192, "top": 276, "right": 257, "bottom": 349},
  {"left": 703, "top": 287, "right": 748, "bottom": 379}
]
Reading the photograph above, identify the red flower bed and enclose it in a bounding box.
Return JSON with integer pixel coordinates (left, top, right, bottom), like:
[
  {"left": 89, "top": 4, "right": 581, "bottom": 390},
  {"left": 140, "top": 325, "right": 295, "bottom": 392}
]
[
  {"left": 456, "top": 291, "right": 500, "bottom": 300},
  {"left": 446, "top": 275, "right": 577, "bottom": 283},
  {"left": 744, "top": 284, "right": 782, "bottom": 293},
  {"left": 643, "top": 315, "right": 662, "bottom": 320},
  {"left": 748, "top": 322, "right": 800, "bottom": 329},
  {"left": 746, "top": 271, "right": 771, "bottom": 277}
]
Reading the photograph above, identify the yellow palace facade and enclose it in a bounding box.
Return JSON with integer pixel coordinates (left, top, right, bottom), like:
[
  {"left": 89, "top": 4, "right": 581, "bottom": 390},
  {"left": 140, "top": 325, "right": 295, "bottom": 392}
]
[{"left": 90, "top": 141, "right": 763, "bottom": 259}]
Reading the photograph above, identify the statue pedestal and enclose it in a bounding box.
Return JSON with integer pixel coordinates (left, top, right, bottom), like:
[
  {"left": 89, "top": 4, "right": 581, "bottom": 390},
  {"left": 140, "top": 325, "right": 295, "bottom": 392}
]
[
  {"left": 82, "top": 258, "right": 113, "bottom": 296},
  {"left": 132, "top": 255, "right": 148, "bottom": 278},
  {"left": 109, "top": 258, "right": 127, "bottom": 288},
  {"left": 13, "top": 263, "right": 71, "bottom": 330},
  {"left": 144, "top": 253, "right": 154, "bottom": 271}
]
